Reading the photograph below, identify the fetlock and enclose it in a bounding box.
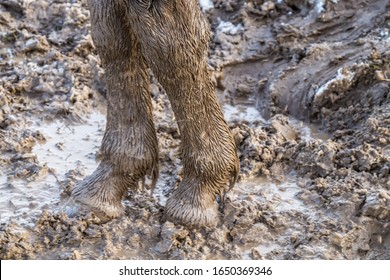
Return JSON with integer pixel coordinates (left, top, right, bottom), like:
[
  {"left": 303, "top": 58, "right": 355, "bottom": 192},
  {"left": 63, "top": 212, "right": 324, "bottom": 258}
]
[
  {"left": 72, "top": 161, "right": 132, "bottom": 218},
  {"left": 72, "top": 124, "right": 159, "bottom": 218},
  {"left": 165, "top": 140, "right": 239, "bottom": 227},
  {"left": 165, "top": 177, "right": 219, "bottom": 227}
]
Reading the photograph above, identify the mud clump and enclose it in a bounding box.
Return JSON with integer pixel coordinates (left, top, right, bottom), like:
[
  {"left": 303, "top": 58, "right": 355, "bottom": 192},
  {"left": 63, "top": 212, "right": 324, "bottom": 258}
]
[{"left": 1, "top": 0, "right": 389, "bottom": 259}]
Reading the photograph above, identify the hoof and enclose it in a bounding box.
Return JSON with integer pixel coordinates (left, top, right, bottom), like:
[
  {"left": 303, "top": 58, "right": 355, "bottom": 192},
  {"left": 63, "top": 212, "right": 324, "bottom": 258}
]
[
  {"left": 165, "top": 199, "right": 219, "bottom": 228},
  {"left": 63, "top": 198, "right": 114, "bottom": 224},
  {"left": 72, "top": 190, "right": 125, "bottom": 219},
  {"left": 71, "top": 162, "right": 133, "bottom": 219},
  {"left": 164, "top": 180, "right": 221, "bottom": 228}
]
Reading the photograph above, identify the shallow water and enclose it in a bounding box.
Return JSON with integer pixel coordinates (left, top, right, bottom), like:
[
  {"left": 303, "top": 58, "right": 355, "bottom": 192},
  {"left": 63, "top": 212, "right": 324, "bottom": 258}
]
[
  {"left": 289, "top": 118, "right": 330, "bottom": 142},
  {"left": 223, "top": 103, "right": 267, "bottom": 124},
  {"left": 0, "top": 112, "right": 105, "bottom": 225},
  {"left": 32, "top": 112, "right": 105, "bottom": 175}
]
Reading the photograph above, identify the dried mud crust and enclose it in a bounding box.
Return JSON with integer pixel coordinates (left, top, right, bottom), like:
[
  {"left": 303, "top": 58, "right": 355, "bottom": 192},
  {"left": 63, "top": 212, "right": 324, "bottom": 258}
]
[{"left": 1, "top": 0, "right": 389, "bottom": 259}]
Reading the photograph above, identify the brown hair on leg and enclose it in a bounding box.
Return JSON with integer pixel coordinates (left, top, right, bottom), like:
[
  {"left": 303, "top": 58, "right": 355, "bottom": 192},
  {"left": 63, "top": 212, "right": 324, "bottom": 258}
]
[
  {"left": 128, "top": 0, "right": 239, "bottom": 227},
  {"left": 72, "top": 0, "right": 159, "bottom": 218}
]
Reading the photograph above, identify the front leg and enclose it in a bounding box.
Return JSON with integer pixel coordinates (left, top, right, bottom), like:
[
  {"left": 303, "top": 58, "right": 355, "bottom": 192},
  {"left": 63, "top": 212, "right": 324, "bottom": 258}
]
[
  {"left": 72, "top": 0, "right": 158, "bottom": 218},
  {"left": 128, "top": 0, "right": 239, "bottom": 227}
]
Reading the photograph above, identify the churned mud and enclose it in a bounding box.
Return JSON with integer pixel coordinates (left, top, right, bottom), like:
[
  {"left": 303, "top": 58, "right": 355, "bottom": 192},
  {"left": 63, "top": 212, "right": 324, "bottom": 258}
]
[{"left": 0, "top": 0, "right": 389, "bottom": 260}]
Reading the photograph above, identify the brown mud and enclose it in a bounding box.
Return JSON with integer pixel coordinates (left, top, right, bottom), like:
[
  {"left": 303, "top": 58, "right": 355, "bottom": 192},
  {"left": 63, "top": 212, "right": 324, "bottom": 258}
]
[{"left": 0, "top": 0, "right": 389, "bottom": 259}]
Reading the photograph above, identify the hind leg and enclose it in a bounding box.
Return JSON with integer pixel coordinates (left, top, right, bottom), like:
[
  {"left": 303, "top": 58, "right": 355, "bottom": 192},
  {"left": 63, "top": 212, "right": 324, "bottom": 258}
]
[
  {"left": 128, "top": 0, "right": 239, "bottom": 227},
  {"left": 72, "top": 0, "right": 158, "bottom": 218}
]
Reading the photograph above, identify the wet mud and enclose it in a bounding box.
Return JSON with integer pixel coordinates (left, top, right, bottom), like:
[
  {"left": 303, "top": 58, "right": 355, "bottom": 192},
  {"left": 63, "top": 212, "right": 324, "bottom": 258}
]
[{"left": 0, "top": 0, "right": 389, "bottom": 260}]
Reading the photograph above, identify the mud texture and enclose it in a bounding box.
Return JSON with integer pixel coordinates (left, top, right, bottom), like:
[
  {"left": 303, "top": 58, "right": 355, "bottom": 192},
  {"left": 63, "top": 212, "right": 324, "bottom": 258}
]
[{"left": 0, "top": 0, "right": 389, "bottom": 260}]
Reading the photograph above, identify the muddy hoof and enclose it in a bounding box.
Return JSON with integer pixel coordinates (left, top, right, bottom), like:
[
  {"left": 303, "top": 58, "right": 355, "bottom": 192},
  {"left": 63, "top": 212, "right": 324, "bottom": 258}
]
[
  {"left": 165, "top": 182, "right": 221, "bottom": 228},
  {"left": 64, "top": 198, "right": 113, "bottom": 224},
  {"left": 165, "top": 198, "right": 219, "bottom": 228},
  {"left": 71, "top": 161, "right": 133, "bottom": 219}
]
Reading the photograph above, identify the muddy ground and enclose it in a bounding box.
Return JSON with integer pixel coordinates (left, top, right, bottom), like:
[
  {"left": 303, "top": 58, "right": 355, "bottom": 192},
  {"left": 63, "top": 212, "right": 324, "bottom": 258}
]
[{"left": 0, "top": 0, "right": 389, "bottom": 260}]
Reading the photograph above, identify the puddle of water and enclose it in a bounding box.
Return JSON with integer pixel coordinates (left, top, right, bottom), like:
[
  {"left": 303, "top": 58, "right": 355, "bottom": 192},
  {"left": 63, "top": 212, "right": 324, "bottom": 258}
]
[
  {"left": 153, "top": 175, "right": 170, "bottom": 206},
  {"left": 223, "top": 104, "right": 267, "bottom": 124},
  {"left": 0, "top": 112, "right": 106, "bottom": 225},
  {"left": 0, "top": 180, "right": 61, "bottom": 227},
  {"left": 289, "top": 118, "right": 330, "bottom": 142},
  {"left": 222, "top": 100, "right": 329, "bottom": 141},
  {"left": 199, "top": 0, "right": 214, "bottom": 11},
  {"left": 32, "top": 112, "right": 105, "bottom": 175}
]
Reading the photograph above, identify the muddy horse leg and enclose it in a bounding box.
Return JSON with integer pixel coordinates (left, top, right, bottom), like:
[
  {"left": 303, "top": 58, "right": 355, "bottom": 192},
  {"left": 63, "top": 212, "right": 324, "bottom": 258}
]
[
  {"left": 128, "top": 0, "right": 239, "bottom": 227},
  {"left": 72, "top": 0, "right": 158, "bottom": 217}
]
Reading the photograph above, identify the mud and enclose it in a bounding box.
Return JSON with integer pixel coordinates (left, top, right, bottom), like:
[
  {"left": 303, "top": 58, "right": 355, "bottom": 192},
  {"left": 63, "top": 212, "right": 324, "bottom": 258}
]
[{"left": 0, "top": 0, "right": 389, "bottom": 260}]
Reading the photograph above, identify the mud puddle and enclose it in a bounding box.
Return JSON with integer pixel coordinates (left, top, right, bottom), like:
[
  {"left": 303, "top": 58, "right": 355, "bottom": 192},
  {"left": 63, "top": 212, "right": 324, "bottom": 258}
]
[
  {"left": 31, "top": 111, "right": 105, "bottom": 177},
  {"left": 0, "top": 112, "right": 105, "bottom": 225}
]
